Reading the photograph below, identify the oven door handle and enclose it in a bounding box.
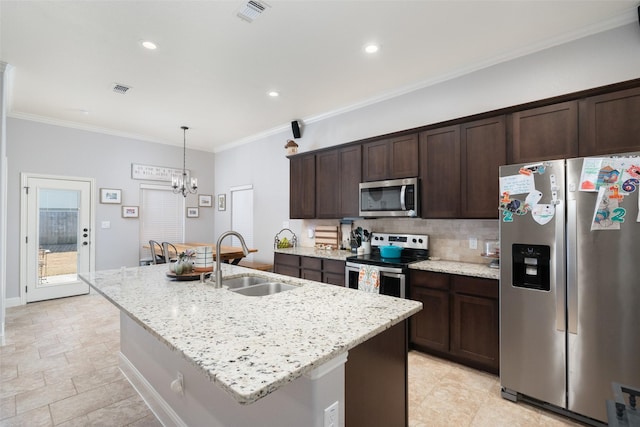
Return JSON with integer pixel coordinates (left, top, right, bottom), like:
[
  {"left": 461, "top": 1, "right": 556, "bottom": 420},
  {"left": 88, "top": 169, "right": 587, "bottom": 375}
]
[{"left": 379, "top": 271, "right": 404, "bottom": 279}]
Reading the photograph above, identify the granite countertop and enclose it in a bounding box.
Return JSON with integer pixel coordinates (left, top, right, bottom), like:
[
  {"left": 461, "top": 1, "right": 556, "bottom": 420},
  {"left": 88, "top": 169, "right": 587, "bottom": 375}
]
[
  {"left": 274, "top": 246, "right": 353, "bottom": 261},
  {"left": 410, "top": 260, "right": 499, "bottom": 280},
  {"left": 80, "top": 264, "right": 421, "bottom": 405},
  {"left": 275, "top": 246, "right": 499, "bottom": 280}
]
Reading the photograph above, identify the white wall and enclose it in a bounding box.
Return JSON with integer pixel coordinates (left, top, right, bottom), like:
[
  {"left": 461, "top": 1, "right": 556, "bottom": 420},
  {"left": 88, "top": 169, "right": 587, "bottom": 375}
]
[
  {"left": 5, "top": 23, "right": 640, "bottom": 301},
  {"left": 213, "top": 134, "right": 293, "bottom": 263},
  {"left": 213, "top": 23, "right": 640, "bottom": 262},
  {"left": 5, "top": 119, "right": 216, "bottom": 300},
  {"left": 1, "top": 63, "right": 10, "bottom": 336}
]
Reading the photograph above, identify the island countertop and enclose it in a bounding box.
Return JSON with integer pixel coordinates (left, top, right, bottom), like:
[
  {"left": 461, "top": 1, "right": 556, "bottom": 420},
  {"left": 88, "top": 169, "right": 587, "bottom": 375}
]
[{"left": 80, "top": 264, "right": 421, "bottom": 405}]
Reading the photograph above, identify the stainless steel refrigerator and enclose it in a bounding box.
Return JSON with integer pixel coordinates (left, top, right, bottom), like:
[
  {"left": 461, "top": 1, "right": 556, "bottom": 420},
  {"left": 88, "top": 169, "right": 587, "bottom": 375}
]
[{"left": 499, "top": 154, "right": 640, "bottom": 424}]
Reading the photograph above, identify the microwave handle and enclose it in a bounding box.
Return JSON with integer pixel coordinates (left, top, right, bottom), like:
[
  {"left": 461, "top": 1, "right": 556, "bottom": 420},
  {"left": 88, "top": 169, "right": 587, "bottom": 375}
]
[{"left": 400, "top": 185, "right": 406, "bottom": 210}]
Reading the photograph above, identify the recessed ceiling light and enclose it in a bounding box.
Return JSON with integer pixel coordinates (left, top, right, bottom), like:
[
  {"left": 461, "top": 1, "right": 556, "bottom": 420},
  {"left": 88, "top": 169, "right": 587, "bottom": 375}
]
[
  {"left": 268, "top": 91, "right": 279, "bottom": 97},
  {"left": 364, "top": 44, "right": 379, "bottom": 54},
  {"left": 141, "top": 40, "right": 157, "bottom": 50}
]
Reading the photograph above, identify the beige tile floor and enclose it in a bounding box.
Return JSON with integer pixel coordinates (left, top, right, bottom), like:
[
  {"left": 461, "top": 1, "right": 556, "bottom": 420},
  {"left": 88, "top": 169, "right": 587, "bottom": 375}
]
[{"left": 1, "top": 293, "right": 586, "bottom": 426}]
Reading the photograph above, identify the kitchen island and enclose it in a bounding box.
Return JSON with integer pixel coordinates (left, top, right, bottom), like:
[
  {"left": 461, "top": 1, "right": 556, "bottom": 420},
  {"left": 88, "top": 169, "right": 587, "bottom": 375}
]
[{"left": 80, "top": 263, "right": 421, "bottom": 427}]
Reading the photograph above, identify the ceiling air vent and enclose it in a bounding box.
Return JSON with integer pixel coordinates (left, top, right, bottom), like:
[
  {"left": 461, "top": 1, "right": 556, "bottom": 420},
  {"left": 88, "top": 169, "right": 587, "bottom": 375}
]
[
  {"left": 112, "top": 83, "right": 132, "bottom": 94},
  {"left": 237, "top": 0, "right": 269, "bottom": 23}
]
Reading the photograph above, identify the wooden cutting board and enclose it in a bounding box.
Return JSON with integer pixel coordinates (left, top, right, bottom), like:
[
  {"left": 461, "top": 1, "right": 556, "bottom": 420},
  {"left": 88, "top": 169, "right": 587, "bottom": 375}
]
[{"left": 315, "top": 225, "right": 339, "bottom": 247}]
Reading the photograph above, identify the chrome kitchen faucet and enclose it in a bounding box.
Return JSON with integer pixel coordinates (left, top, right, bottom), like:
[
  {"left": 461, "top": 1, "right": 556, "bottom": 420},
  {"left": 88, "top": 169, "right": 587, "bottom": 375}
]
[{"left": 214, "top": 231, "right": 250, "bottom": 288}]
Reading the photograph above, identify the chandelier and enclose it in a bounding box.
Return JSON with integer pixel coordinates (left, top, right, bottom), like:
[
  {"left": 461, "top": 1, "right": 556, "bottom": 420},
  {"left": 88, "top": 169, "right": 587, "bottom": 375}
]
[{"left": 172, "top": 126, "right": 198, "bottom": 197}]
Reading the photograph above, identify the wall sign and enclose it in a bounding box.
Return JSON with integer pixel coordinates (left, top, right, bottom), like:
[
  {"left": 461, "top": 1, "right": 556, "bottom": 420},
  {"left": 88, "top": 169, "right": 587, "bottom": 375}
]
[{"left": 131, "top": 163, "right": 188, "bottom": 182}]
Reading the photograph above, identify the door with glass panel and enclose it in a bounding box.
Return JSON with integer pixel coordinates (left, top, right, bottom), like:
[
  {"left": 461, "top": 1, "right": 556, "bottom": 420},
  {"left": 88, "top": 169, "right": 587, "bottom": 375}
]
[{"left": 23, "top": 175, "right": 93, "bottom": 302}]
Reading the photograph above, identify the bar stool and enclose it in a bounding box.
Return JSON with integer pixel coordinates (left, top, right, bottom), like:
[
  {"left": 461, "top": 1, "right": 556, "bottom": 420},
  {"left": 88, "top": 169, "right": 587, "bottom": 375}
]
[
  {"left": 162, "top": 242, "right": 178, "bottom": 263},
  {"left": 149, "top": 240, "right": 166, "bottom": 264}
]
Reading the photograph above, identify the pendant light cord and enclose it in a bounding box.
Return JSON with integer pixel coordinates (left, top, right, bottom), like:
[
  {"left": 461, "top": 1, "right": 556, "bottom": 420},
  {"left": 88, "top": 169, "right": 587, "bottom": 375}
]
[{"left": 182, "top": 126, "right": 188, "bottom": 178}]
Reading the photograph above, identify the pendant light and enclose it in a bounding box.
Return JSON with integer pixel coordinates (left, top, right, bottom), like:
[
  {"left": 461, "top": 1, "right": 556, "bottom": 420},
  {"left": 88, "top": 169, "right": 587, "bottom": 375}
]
[{"left": 172, "top": 126, "right": 198, "bottom": 197}]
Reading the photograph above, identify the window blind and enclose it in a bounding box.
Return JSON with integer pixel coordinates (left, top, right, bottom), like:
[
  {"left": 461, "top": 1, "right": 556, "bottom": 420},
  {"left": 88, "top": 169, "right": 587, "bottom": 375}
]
[{"left": 139, "top": 185, "right": 184, "bottom": 258}]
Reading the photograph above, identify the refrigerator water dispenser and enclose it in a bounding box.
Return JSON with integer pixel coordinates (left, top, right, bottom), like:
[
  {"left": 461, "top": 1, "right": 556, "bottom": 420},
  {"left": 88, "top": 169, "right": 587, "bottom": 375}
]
[{"left": 512, "top": 244, "right": 550, "bottom": 291}]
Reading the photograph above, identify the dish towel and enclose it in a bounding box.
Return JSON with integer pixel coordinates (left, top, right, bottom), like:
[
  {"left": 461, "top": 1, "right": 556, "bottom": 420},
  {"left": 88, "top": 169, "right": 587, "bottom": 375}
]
[{"left": 358, "top": 265, "right": 380, "bottom": 294}]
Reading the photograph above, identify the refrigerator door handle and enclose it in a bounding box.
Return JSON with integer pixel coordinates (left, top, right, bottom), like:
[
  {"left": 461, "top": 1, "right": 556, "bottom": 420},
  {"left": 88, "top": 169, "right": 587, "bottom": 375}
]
[
  {"left": 555, "top": 198, "right": 567, "bottom": 332},
  {"left": 566, "top": 198, "right": 578, "bottom": 335}
]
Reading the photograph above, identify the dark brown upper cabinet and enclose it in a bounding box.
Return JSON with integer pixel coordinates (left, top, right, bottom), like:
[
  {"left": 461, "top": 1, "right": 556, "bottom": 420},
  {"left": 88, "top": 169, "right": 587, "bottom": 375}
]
[
  {"left": 289, "top": 153, "right": 315, "bottom": 219},
  {"left": 419, "top": 126, "right": 461, "bottom": 218},
  {"left": 420, "top": 116, "right": 505, "bottom": 219},
  {"left": 314, "top": 145, "right": 362, "bottom": 219},
  {"left": 579, "top": 87, "right": 640, "bottom": 156},
  {"left": 510, "top": 101, "right": 578, "bottom": 163},
  {"left": 460, "top": 116, "right": 506, "bottom": 218},
  {"left": 362, "top": 134, "right": 419, "bottom": 181},
  {"left": 315, "top": 150, "right": 339, "bottom": 218},
  {"left": 337, "top": 145, "right": 362, "bottom": 217}
]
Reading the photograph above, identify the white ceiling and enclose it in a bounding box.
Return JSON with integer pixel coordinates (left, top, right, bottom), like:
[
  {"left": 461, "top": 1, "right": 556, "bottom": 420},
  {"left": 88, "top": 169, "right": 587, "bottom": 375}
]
[{"left": 1, "top": 1, "right": 638, "bottom": 153}]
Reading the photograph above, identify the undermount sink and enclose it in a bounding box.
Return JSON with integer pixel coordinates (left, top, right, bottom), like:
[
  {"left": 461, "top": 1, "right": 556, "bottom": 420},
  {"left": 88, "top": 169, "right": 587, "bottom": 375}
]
[
  {"left": 222, "top": 276, "right": 270, "bottom": 289},
  {"left": 221, "top": 275, "right": 298, "bottom": 296},
  {"left": 231, "top": 282, "right": 297, "bottom": 297}
]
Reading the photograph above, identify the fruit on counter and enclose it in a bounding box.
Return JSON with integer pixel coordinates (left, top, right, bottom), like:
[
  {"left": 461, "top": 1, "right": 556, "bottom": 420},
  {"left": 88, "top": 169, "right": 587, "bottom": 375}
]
[{"left": 277, "top": 237, "right": 290, "bottom": 248}]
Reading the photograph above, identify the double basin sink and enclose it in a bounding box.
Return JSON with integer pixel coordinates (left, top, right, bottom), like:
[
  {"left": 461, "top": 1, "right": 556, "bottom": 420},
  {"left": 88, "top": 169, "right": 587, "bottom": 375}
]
[{"left": 222, "top": 275, "right": 297, "bottom": 296}]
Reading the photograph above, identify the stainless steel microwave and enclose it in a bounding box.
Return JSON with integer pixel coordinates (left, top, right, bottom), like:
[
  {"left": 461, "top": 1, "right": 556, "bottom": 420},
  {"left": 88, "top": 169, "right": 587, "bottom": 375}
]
[{"left": 359, "top": 178, "right": 419, "bottom": 217}]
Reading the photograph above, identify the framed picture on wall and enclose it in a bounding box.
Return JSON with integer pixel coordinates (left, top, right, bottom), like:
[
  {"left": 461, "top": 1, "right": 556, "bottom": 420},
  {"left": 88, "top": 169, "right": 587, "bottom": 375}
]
[
  {"left": 121, "top": 206, "right": 139, "bottom": 218},
  {"left": 187, "top": 207, "right": 199, "bottom": 218},
  {"left": 217, "top": 194, "right": 226, "bottom": 211},
  {"left": 198, "top": 194, "right": 213, "bottom": 207},
  {"left": 100, "top": 188, "right": 121, "bottom": 204}
]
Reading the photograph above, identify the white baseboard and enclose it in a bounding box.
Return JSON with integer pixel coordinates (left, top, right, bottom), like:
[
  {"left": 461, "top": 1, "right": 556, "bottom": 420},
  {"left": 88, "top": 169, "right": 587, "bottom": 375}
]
[
  {"left": 5, "top": 297, "right": 21, "bottom": 308},
  {"left": 118, "top": 352, "right": 186, "bottom": 427}
]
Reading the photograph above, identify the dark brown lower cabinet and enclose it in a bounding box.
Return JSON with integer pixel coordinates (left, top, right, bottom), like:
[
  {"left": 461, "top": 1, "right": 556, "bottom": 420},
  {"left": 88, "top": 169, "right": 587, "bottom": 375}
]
[
  {"left": 346, "top": 320, "right": 407, "bottom": 427},
  {"left": 322, "top": 259, "right": 346, "bottom": 286},
  {"left": 409, "top": 286, "right": 449, "bottom": 353},
  {"left": 409, "top": 270, "right": 499, "bottom": 374},
  {"left": 273, "top": 253, "right": 345, "bottom": 286},
  {"left": 273, "top": 252, "right": 301, "bottom": 277}
]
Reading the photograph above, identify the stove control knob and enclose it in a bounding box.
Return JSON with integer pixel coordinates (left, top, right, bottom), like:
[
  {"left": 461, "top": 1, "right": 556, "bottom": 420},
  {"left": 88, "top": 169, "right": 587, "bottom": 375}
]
[
  {"left": 419, "top": 239, "right": 423, "bottom": 243},
  {"left": 412, "top": 238, "right": 417, "bottom": 243}
]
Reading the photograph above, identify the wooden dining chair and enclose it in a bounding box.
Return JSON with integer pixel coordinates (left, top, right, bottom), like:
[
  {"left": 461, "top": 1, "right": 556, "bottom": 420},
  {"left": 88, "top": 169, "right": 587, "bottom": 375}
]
[
  {"left": 149, "top": 240, "right": 166, "bottom": 264},
  {"left": 162, "top": 242, "right": 178, "bottom": 263}
]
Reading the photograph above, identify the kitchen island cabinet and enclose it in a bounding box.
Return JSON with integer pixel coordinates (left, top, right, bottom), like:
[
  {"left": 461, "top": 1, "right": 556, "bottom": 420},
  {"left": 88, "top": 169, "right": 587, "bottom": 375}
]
[
  {"left": 81, "top": 264, "right": 419, "bottom": 427},
  {"left": 409, "top": 269, "right": 499, "bottom": 374}
]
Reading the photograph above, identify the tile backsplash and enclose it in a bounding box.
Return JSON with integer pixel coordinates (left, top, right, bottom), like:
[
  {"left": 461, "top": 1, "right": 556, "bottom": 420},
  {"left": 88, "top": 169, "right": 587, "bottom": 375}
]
[{"left": 300, "top": 218, "right": 499, "bottom": 265}]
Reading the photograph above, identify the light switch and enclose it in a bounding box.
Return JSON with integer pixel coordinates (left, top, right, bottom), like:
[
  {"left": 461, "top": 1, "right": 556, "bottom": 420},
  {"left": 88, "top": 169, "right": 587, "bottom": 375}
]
[
  {"left": 101, "top": 221, "right": 111, "bottom": 229},
  {"left": 469, "top": 237, "right": 477, "bottom": 250}
]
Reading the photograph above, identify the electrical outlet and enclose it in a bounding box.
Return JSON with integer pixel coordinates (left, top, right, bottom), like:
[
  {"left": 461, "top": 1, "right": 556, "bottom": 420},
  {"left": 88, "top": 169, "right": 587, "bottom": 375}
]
[
  {"left": 324, "top": 401, "right": 339, "bottom": 427},
  {"left": 469, "top": 237, "right": 478, "bottom": 250}
]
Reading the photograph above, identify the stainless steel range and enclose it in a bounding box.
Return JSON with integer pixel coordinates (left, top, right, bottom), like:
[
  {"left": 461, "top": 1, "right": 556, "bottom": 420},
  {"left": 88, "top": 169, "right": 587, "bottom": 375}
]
[{"left": 345, "top": 233, "right": 429, "bottom": 298}]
